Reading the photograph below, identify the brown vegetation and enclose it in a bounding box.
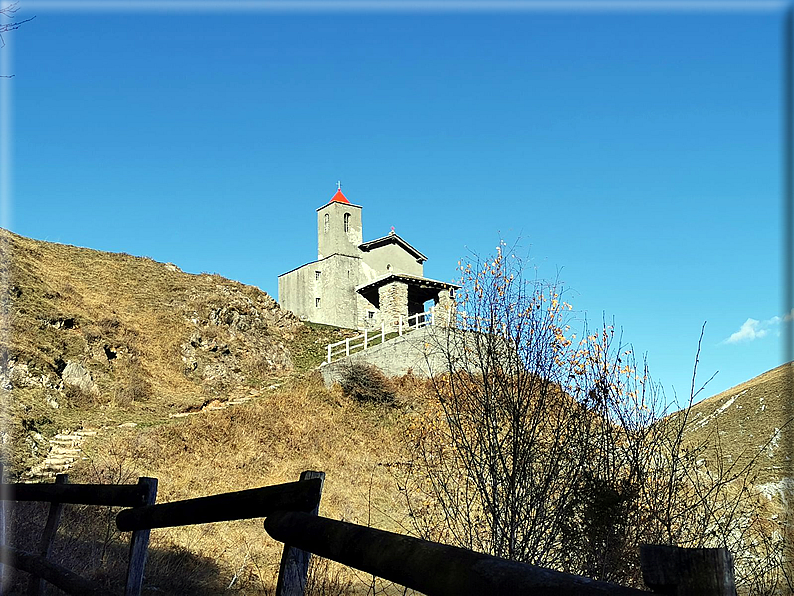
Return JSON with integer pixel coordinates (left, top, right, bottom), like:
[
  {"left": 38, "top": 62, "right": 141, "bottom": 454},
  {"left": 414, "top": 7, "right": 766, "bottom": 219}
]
[{"left": 395, "top": 243, "right": 793, "bottom": 595}]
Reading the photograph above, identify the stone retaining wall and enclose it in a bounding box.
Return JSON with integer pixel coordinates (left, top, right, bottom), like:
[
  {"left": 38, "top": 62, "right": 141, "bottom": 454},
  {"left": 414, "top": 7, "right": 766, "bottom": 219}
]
[{"left": 320, "top": 326, "right": 481, "bottom": 386}]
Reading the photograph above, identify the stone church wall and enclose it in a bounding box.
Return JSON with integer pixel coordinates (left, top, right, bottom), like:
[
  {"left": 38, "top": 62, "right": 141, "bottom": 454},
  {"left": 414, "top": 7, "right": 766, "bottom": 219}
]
[
  {"left": 317, "top": 202, "right": 362, "bottom": 259},
  {"left": 279, "top": 254, "right": 361, "bottom": 328},
  {"left": 378, "top": 281, "right": 409, "bottom": 326},
  {"left": 362, "top": 243, "right": 423, "bottom": 277}
]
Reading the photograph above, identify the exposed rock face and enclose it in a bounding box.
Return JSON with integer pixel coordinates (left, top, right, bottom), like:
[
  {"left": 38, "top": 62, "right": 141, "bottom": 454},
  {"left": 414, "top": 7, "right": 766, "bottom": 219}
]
[
  {"left": 179, "top": 282, "right": 299, "bottom": 387},
  {"left": 1, "top": 360, "right": 56, "bottom": 391},
  {"left": 61, "top": 361, "right": 98, "bottom": 395}
]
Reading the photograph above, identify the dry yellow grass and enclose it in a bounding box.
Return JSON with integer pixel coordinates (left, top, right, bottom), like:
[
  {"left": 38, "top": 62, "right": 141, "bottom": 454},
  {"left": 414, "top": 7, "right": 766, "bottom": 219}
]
[
  {"left": 2, "top": 228, "right": 355, "bottom": 476},
  {"left": 678, "top": 361, "right": 794, "bottom": 483},
  {"left": 8, "top": 373, "right": 424, "bottom": 595}
]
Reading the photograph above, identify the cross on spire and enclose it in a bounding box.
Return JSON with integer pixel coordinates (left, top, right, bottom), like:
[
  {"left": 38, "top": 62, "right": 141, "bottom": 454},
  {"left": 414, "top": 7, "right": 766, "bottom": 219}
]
[{"left": 337, "top": 180, "right": 342, "bottom": 190}]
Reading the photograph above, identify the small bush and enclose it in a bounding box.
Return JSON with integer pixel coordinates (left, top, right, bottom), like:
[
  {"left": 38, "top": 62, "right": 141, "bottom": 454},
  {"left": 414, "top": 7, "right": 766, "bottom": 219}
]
[
  {"left": 63, "top": 383, "right": 97, "bottom": 407},
  {"left": 114, "top": 366, "right": 152, "bottom": 407},
  {"left": 339, "top": 363, "right": 395, "bottom": 405}
]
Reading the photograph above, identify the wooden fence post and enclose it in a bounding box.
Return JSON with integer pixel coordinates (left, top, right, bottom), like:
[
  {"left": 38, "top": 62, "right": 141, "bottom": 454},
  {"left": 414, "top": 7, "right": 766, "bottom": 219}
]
[
  {"left": 124, "top": 477, "right": 158, "bottom": 596},
  {"left": 275, "top": 470, "right": 325, "bottom": 596},
  {"left": 27, "top": 473, "right": 69, "bottom": 596},
  {"left": 640, "top": 544, "right": 736, "bottom": 596}
]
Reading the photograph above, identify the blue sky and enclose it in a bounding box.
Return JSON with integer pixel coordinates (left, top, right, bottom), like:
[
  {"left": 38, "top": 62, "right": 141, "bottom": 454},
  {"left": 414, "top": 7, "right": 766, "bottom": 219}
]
[{"left": 2, "top": 1, "right": 790, "bottom": 404}]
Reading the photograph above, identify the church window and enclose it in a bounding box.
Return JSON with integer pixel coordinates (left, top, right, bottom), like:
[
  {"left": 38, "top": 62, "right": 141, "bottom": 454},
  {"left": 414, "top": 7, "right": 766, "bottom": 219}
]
[
  {"left": 386, "top": 263, "right": 392, "bottom": 271},
  {"left": 324, "top": 213, "right": 329, "bottom": 233},
  {"left": 368, "top": 311, "right": 375, "bottom": 320},
  {"left": 315, "top": 297, "right": 321, "bottom": 308},
  {"left": 315, "top": 271, "right": 321, "bottom": 280},
  {"left": 344, "top": 212, "right": 351, "bottom": 232}
]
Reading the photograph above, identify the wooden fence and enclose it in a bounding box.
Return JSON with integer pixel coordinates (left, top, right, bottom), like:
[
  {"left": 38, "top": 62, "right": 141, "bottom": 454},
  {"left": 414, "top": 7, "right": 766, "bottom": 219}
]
[
  {"left": 0, "top": 472, "right": 157, "bottom": 596},
  {"left": 1, "top": 469, "right": 737, "bottom": 596}
]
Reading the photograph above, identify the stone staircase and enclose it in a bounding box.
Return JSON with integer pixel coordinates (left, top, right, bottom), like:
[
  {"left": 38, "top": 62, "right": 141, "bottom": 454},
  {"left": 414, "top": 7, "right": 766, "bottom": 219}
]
[
  {"left": 22, "top": 429, "right": 97, "bottom": 482},
  {"left": 22, "top": 382, "right": 286, "bottom": 482}
]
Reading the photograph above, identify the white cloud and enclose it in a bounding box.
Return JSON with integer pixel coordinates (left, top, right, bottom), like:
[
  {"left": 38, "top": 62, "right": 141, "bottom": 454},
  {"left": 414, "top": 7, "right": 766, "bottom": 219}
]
[
  {"left": 722, "top": 311, "right": 794, "bottom": 345},
  {"left": 723, "top": 319, "right": 767, "bottom": 344}
]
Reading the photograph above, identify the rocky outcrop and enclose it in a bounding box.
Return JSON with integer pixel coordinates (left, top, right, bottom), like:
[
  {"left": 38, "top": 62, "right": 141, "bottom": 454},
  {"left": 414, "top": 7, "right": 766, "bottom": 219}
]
[
  {"left": 61, "top": 361, "right": 99, "bottom": 396},
  {"left": 179, "top": 281, "right": 299, "bottom": 387}
]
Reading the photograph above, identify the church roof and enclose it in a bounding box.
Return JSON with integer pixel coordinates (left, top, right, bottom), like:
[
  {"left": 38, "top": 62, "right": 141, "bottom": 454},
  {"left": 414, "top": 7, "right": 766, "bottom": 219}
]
[
  {"left": 359, "top": 231, "right": 428, "bottom": 264},
  {"left": 317, "top": 187, "right": 361, "bottom": 211},
  {"left": 330, "top": 189, "right": 350, "bottom": 204}
]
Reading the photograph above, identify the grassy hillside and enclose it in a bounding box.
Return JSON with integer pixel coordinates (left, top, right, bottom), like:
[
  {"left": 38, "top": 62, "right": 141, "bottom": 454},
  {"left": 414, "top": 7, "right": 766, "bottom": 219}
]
[
  {"left": 1, "top": 229, "right": 414, "bottom": 594},
  {"left": 679, "top": 361, "right": 794, "bottom": 483},
  {"left": 0, "top": 228, "right": 353, "bottom": 477},
  {"left": 9, "top": 375, "right": 420, "bottom": 594}
]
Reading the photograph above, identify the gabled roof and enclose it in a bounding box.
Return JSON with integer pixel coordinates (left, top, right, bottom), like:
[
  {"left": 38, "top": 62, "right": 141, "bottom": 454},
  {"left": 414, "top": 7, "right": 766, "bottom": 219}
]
[
  {"left": 356, "top": 273, "right": 460, "bottom": 306},
  {"left": 356, "top": 273, "right": 459, "bottom": 294},
  {"left": 359, "top": 231, "right": 428, "bottom": 264}
]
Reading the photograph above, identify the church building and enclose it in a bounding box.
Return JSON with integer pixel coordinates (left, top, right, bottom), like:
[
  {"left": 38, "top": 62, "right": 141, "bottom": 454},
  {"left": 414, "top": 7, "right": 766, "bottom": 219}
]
[{"left": 278, "top": 186, "right": 457, "bottom": 330}]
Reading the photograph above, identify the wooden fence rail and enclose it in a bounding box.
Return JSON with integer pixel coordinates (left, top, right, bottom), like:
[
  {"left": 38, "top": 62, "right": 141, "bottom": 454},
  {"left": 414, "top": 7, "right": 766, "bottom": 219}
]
[
  {"left": 116, "top": 477, "right": 322, "bottom": 532},
  {"left": 1, "top": 545, "right": 108, "bottom": 596},
  {"left": 5, "top": 481, "right": 150, "bottom": 508},
  {"left": 264, "top": 510, "right": 650, "bottom": 596},
  {"left": 28, "top": 473, "right": 69, "bottom": 596}
]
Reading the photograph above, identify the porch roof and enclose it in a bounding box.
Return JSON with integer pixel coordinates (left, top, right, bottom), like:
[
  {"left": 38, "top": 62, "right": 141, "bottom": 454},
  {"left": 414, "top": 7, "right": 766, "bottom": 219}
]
[{"left": 356, "top": 273, "right": 459, "bottom": 307}]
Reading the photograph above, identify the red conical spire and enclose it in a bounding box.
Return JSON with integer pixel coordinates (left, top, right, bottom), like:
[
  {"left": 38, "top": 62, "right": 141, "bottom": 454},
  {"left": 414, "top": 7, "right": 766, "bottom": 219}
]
[
  {"left": 330, "top": 189, "right": 350, "bottom": 204},
  {"left": 330, "top": 180, "right": 350, "bottom": 204}
]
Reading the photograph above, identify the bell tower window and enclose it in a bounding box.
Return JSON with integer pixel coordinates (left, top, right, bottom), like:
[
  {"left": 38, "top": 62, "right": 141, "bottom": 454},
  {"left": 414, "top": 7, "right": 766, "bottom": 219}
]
[
  {"left": 324, "top": 213, "right": 330, "bottom": 233},
  {"left": 344, "top": 212, "right": 350, "bottom": 233}
]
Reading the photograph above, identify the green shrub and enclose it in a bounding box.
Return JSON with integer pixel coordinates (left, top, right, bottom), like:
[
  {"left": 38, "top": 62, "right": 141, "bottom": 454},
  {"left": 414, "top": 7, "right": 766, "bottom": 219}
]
[{"left": 339, "top": 363, "right": 395, "bottom": 405}]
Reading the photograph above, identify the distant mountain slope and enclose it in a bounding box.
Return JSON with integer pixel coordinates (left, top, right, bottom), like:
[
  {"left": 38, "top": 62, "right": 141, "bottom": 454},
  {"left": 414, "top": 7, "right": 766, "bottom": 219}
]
[
  {"left": 0, "top": 229, "right": 347, "bottom": 477},
  {"left": 680, "top": 361, "right": 794, "bottom": 482}
]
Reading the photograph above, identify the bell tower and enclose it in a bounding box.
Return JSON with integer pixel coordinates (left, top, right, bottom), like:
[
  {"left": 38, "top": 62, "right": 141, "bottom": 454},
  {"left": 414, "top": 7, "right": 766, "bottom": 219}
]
[{"left": 317, "top": 182, "right": 363, "bottom": 259}]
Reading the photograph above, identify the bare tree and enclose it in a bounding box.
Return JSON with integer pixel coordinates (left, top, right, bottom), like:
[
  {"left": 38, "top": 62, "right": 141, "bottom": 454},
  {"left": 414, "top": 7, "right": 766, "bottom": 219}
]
[
  {"left": 0, "top": 1, "right": 34, "bottom": 74},
  {"left": 397, "top": 241, "right": 789, "bottom": 593}
]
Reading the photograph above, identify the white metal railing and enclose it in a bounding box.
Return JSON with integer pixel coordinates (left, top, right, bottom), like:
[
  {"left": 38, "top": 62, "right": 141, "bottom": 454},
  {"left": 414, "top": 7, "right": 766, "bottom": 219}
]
[{"left": 324, "top": 308, "right": 447, "bottom": 364}]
